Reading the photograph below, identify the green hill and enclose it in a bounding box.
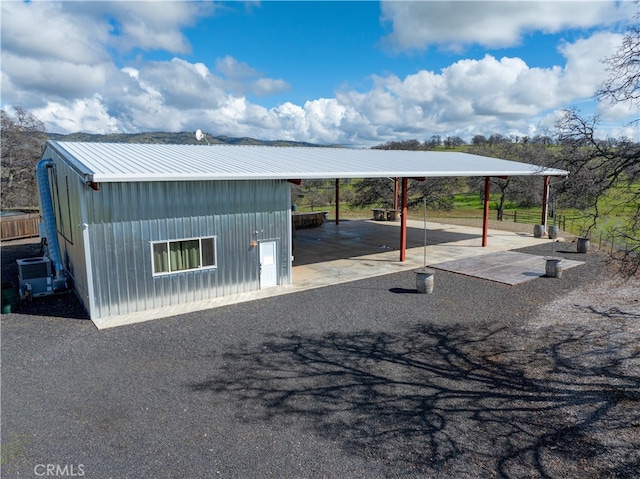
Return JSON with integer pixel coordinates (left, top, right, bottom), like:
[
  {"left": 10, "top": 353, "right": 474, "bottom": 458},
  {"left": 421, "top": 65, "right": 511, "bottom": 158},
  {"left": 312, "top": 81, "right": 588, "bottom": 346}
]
[{"left": 47, "top": 131, "right": 324, "bottom": 147}]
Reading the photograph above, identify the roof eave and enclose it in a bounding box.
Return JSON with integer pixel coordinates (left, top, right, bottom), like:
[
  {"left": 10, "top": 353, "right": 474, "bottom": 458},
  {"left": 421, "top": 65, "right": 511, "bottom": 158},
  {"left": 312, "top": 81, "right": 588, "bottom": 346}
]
[{"left": 90, "top": 168, "right": 569, "bottom": 183}]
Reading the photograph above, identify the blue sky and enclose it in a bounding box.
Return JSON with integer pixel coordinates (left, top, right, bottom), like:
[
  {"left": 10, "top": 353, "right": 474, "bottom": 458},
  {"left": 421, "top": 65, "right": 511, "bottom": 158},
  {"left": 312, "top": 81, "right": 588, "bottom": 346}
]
[{"left": 1, "top": 1, "right": 637, "bottom": 146}]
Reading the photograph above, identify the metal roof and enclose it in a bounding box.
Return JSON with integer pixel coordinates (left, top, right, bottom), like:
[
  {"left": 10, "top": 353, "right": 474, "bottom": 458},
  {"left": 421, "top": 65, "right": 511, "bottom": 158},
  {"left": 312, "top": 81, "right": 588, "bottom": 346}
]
[{"left": 48, "top": 141, "right": 568, "bottom": 183}]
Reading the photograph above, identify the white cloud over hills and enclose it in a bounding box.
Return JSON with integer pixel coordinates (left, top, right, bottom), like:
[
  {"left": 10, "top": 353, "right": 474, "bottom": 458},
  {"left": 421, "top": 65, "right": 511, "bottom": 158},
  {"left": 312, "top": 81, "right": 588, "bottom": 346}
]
[{"left": 1, "top": 1, "right": 637, "bottom": 146}]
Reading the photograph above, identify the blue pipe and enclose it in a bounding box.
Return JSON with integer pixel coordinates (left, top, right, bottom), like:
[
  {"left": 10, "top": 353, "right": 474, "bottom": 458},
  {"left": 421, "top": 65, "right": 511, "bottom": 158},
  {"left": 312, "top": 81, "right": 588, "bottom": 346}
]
[{"left": 36, "top": 158, "right": 64, "bottom": 276}]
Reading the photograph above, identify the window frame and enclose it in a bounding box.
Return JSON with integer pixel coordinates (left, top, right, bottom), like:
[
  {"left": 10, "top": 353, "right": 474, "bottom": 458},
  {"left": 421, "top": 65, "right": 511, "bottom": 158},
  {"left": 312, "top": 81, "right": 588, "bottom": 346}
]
[{"left": 150, "top": 236, "right": 217, "bottom": 276}]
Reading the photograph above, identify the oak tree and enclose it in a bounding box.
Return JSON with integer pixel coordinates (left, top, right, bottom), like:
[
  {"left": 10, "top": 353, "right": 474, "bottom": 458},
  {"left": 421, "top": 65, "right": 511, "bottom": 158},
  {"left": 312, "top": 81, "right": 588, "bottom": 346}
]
[{"left": 1, "top": 107, "right": 48, "bottom": 209}]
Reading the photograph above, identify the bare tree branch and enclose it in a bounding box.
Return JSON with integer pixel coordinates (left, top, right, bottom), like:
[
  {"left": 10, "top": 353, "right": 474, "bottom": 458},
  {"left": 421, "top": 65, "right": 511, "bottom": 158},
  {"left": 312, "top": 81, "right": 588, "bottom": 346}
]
[
  {"left": 596, "top": 1, "right": 640, "bottom": 115},
  {"left": 1, "top": 107, "right": 48, "bottom": 209}
]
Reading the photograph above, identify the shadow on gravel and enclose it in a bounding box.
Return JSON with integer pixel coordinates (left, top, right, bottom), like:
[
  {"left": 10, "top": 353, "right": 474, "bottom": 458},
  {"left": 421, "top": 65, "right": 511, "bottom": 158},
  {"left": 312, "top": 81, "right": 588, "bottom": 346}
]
[
  {"left": 193, "top": 323, "right": 640, "bottom": 478},
  {"left": 389, "top": 287, "right": 418, "bottom": 294}
]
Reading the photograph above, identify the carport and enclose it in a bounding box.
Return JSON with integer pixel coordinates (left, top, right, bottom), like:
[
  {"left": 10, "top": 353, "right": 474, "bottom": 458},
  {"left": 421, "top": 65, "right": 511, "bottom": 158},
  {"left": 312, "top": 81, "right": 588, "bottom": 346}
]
[{"left": 275, "top": 148, "right": 568, "bottom": 261}]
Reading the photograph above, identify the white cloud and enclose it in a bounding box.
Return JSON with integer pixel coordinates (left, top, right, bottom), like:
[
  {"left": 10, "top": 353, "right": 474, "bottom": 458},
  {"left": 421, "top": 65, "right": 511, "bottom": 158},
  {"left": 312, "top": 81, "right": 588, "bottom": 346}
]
[
  {"left": 270, "top": 102, "right": 309, "bottom": 139},
  {"left": 0, "top": 1, "right": 212, "bottom": 63},
  {"left": 18, "top": 34, "right": 630, "bottom": 144},
  {"left": 0, "top": 0, "right": 215, "bottom": 110},
  {"left": 0, "top": 2, "right": 110, "bottom": 64},
  {"left": 131, "top": 58, "right": 225, "bottom": 109},
  {"left": 611, "top": 122, "right": 640, "bottom": 143},
  {"left": 215, "top": 56, "right": 291, "bottom": 97},
  {"left": 104, "top": 1, "right": 211, "bottom": 53},
  {"left": 558, "top": 32, "right": 625, "bottom": 98},
  {"left": 598, "top": 99, "right": 640, "bottom": 121},
  {"left": 1, "top": 1, "right": 635, "bottom": 145},
  {"left": 216, "top": 56, "right": 261, "bottom": 80},
  {"left": 2, "top": 53, "right": 114, "bottom": 101},
  {"left": 33, "top": 96, "right": 120, "bottom": 134},
  {"left": 278, "top": 29, "right": 631, "bottom": 145},
  {"left": 380, "top": 1, "right": 632, "bottom": 51},
  {"left": 252, "top": 78, "right": 291, "bottom": 97},
  {"left": 9, "top": 32, "right": 629, "bottom": 144}
]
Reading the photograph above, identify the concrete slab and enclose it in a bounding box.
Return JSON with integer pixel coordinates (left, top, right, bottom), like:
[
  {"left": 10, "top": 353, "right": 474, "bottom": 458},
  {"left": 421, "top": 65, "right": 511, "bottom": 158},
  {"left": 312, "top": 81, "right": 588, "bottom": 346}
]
[
  {"left": 430, "top": 251, "right": 584, "bottom": 285},
  {"left": 292, "top": 219, "right": 568, "bottom": 287}
]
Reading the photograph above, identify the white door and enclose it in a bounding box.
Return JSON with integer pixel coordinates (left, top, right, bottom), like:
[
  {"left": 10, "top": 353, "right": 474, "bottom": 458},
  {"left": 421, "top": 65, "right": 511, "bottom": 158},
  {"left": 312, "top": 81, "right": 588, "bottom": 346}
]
[{"left": 259, "top": 241, "right": 278, "bottom": 288}]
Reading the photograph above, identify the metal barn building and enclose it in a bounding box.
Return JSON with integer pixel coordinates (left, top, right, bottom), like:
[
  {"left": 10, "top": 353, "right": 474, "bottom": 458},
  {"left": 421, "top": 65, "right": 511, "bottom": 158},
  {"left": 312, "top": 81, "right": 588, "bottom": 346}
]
[{"left": 36, "top": 141, "right": 567, "bottom": 328}]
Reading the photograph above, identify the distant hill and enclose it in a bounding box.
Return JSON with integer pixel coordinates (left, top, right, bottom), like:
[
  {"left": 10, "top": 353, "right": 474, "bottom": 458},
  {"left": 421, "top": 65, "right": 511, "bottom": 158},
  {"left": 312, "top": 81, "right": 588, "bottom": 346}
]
[{"left": 47, "top": 131, "right": 325, "bottom": 148}]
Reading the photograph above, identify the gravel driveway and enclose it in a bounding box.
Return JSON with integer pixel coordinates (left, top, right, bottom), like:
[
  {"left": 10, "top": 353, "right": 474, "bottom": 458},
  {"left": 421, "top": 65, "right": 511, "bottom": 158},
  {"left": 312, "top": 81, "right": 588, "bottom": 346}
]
[{"left": 1, "top": 240, "right": 639, "bottom": 478}]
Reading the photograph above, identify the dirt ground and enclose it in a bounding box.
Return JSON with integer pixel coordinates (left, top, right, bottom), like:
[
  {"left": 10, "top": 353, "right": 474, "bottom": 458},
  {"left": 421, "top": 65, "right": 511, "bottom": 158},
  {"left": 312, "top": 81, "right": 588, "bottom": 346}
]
[{"left": 1, "top": 232, "right": 639, "bottom": 478}]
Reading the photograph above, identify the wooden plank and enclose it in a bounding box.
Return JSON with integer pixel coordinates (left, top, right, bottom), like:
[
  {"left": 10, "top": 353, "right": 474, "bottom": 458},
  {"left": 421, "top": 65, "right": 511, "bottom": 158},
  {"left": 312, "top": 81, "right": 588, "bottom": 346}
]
[{"left": 1, "top": 214, "right": 40, "bottom": 241}]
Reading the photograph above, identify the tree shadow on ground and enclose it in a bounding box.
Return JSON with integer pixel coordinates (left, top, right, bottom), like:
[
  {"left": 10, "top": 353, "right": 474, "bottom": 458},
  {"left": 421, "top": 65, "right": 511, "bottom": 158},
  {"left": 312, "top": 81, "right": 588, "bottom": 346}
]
[{"left": 192, "top": 321, "right": 640, "bottom": 478}]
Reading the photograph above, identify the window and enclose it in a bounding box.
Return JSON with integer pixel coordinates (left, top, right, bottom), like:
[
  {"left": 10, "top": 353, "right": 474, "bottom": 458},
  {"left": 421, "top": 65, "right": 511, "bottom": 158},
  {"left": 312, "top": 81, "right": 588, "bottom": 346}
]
[{"left": 151, "top": 237, "right": 217, "bottom": 275}]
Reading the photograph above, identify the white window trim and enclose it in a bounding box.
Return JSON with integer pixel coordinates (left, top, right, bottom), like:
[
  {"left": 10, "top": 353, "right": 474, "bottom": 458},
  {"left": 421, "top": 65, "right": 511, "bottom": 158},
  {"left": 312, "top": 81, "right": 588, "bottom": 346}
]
[{"left": 150, "top": 236, "right": 217, "bottom": 276}]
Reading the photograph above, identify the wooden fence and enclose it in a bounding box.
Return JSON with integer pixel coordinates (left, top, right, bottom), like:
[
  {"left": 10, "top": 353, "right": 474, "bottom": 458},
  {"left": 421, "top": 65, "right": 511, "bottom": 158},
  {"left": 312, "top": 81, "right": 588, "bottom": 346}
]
[
  {"left": 501, "top": 211, "right": 572, "bottom": 231},
  {"left": 1, "top": 213, "right": 40, "bottom": 241}
]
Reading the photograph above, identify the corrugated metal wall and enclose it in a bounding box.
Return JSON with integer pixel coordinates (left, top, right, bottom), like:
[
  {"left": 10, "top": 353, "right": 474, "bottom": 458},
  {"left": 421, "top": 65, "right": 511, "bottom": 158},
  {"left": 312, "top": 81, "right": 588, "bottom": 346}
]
[
  {"left": 43, "top": 146, "right": 91, "bottom": 311},
  {"left": 82, "top": 178, "right": 292, "bottom": 319}
]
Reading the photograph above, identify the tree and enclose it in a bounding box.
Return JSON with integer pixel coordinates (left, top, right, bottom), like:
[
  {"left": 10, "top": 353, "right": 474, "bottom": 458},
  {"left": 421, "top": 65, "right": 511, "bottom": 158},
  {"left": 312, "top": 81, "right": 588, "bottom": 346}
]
[
  {"left": 361, "top": 140, "right": 458, "bottom": 210},
  {"left": 554, "top": 108, "right": 640, "bottom": 276},
  {"left": 531, "top": 134, "right": 554, "bottom": 146},
  {"left": 351, "top": 177, "right": 458, "bottom": 211},
  {"left": 351, "top": 178, "right": 397, "bottom": 209},
  {"left": 596, "top": 1, "right": 640, "bottom": 114},
  {"left": 488, "top": 133, "right": 509, "bottom": 146},
  {"left": 427, "top": 135, "right": 442, "bottom": 149},
  {"left": 300, "top": 180, "right": 333, "bottom": 211},
  {"left": 444, "top": 136, "right": 464, "bottom": 148},
  {"left": 1, "top": 107, "right": 48, "bottom": 209},
  {"left": 550, "top": 3, "right": 640, "bottom": 276},
  {"left": 410, "top": 178, "right": 460, "bottom": 211},
  {"left": 468, "top": 139, "right": 558, "bottom": 220},
  {"left": 372, "top": 139, "right": 423, "bottom": 151},
  {"left": 471, "top": 135, "right": 487, "bottom": 146}
]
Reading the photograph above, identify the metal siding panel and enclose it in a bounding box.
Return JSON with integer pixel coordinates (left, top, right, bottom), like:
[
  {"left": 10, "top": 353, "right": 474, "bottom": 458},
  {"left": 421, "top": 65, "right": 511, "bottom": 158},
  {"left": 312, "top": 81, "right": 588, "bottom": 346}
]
[
  {"left": 112, "top": 219, "right": 126, "bottom": 315},
  {"left": 90, "top": 223, "right": 106, "bottom": 317},
  {"left": 43, "top": 147, "right": 92, "bottom": 313},
  {"left": 82, "top": 178, "right": 289, "bottom": 319}
]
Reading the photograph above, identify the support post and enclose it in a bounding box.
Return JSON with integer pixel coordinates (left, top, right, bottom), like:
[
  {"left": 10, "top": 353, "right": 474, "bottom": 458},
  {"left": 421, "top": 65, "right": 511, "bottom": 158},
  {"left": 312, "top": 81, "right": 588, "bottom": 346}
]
[
  {"left": 335, "top": 178, "right": 340, "bottom": 225},
  {"left": 482, "top": 176, "right": 491, "bottom": 247},
  {"left": 394, "top": 177, "right": 399, "bottom": 210},
  {"left": 541, "top": 175, "right": 550, "bottom": 232},
  {"left": 400, "top": 178, "right": 408, "bottom": 262}
]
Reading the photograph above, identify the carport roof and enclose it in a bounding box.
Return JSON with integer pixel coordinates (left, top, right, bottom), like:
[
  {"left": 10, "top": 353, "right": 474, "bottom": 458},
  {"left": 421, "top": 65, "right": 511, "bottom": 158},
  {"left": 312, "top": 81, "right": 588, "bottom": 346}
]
[{"left": 48, "top": 140, "right": 568, "bottom": 183}]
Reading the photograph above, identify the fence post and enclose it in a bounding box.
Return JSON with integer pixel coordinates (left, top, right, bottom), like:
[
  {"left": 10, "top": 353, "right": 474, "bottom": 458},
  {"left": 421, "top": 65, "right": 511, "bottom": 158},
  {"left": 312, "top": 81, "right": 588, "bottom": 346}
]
[{"left": 513, "top": 211, "right": 517, "bottom": 223}]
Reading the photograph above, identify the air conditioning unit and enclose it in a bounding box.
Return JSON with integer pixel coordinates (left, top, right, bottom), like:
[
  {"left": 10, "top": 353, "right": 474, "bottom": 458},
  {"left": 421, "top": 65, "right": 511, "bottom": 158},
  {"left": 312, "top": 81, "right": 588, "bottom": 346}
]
[{"left": 17, "top": 257, "right": 53, "bottom": 299}]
